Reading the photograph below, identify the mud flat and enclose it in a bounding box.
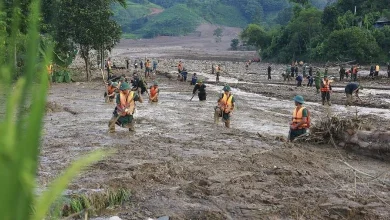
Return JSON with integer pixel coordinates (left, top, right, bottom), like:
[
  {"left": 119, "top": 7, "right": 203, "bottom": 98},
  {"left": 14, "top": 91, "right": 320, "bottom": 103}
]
[{"left": 40, "top": 33, "right": 390, "bottom": 219}]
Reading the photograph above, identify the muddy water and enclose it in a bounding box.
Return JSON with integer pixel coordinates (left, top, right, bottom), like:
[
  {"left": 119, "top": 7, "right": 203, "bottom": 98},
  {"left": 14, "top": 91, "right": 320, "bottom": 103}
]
[{"left": 40, "top": 73, "right": 390, "bottom": 219}]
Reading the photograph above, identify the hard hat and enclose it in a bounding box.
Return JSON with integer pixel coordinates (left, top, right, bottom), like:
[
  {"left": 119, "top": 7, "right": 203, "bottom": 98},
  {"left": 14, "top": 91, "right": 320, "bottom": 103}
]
[{"left": 293, "top": 95, "right": 304, "bottom": 104}]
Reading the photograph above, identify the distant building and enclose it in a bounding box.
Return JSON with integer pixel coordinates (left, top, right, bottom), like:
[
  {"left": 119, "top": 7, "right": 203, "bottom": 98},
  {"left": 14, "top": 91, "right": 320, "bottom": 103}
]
[{"left": 374, "top": 17, "right": 390, "bottom": 28}]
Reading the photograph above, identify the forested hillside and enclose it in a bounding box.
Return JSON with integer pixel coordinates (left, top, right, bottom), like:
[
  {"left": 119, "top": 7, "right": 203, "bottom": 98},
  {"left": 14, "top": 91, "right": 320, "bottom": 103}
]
[
  {"left": 240, "top": 0, "right": 390, "bottom": 63},
  {"left": 112, "top": 0, "right": 333, "bottom": 39}
]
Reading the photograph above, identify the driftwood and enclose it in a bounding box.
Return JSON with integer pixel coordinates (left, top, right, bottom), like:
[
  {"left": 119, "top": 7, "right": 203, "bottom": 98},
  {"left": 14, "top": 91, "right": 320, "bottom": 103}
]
[{"left": 295, "top": 115, "right": 390, "bottom": 152}]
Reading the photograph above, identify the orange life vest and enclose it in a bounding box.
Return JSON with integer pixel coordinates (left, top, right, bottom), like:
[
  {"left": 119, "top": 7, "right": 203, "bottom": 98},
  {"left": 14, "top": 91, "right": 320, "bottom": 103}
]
[
  {"left": 219, "top": 93, "right": 234, "bottom": 113},
  {"left": 321, "top": 79, "right": 330, "bottom": 92},
  {"left": 292, "top": 106, "right": 308, "bottom": 129},
  {"left": 118, "top": 91, "right": 135, "bottom": 115},
  {"left": 47, "top": 64, "right": 53, "bottom": 75},
  {"left": 107, "top": 85, "right": 116, "bottom": 95},
  {"left": 150, "top": 86, "right": 158, "bottom": 98}
]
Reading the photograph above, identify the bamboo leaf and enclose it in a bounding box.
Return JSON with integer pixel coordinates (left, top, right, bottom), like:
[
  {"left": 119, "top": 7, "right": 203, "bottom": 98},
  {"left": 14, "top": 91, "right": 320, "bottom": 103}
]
[{"left": 32, "top": 150, "right": 111, "bottom": 220}]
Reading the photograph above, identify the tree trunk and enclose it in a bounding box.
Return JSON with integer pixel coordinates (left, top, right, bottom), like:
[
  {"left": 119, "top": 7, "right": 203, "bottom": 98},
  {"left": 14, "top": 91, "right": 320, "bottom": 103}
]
[
  {"left": 80, "top": 45, "right": 91, "bottom": 81},
  {"left": 340, "top": 130, "right": 390, "bottom": 151}
]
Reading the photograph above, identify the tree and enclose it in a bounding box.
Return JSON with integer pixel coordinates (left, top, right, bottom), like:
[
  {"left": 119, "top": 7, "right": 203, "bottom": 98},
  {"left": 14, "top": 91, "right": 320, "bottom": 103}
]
[
  {"left": 230, "top": 38, "right": 239, "bottom": 50},
  {"left": 53, "top": 0, "right": 123, "bottom": 81},
  {"left": 213, "top": 27, "right": 223, "bottom": 43},
  {"left": 324, "top": 27, "right": 380, "bottom": 62},
  {"left": 240, "top": 24, "right": 270, "bottom": 50}
]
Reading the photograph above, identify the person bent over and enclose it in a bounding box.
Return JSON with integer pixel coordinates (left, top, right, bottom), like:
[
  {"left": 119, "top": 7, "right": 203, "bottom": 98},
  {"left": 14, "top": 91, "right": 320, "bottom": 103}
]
[
  {"left": 345, "top": 82, "right": 362, "bottom": 106},
  {"left": 192, "top": 79, "right": 206, "bottom": 101},
  {"left": 108, "top": 82, "right": 143, "bottom": 133},
  {"left": 289, "top": 95, "right": 308, "bottom": 141},
  {"left": 214, "top": 85, "right": 235, "bottom": 128}
]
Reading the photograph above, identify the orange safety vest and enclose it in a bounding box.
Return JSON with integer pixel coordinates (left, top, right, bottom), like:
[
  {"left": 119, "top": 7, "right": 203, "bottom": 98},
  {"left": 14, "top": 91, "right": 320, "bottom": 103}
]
[
  {"left": 321, "top": 79, "right": 330, "bottom": 92},
  {"left": 292, "top": 106, "right": 308, "bottom": 129},
  {"left": 118, "top": 91, "right": 135, "bottom": 115},
  {"left": 352, "top": 67, "right": 357, "bottom": 74},
  {"left": 47, "top": 64, "right": 53, "bottom": 75},
  {"left": 219, "top": 93, "right": 234, "bottom": 113},
  {"left": 150, "top": 86, "right": 158, "bottom": 98},
  {"left": 107, "top": 85, "right": 116, "bottom": 95}
]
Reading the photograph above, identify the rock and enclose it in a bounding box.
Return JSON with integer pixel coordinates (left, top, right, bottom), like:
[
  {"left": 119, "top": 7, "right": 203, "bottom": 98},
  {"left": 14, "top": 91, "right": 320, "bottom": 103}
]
[
  {"left": 109, "top": 216, "right": 122, "bottom": 220},
  {"left": 157, "top": 216, "right": 170, "bottom": 220}
]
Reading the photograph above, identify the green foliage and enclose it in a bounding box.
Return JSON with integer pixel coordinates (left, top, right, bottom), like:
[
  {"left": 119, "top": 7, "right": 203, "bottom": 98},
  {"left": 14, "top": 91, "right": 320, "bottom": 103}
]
[
  {"left": 324, "top": 27, "right": 380, "bottom": 62},
  {"left": 230, "top": 38, "right": 239, "bottom": 50},
  {"left": 242, "top": 0, "right": 390, "bottom": 63},
  {"left": 135, "top": 4, "right": 201, "bottom": 38},
  {"left": 0, "top": 1, "right": 110, "bottom": 220},
  {"left": 52, "top": 0, "right": 122, "bottom": 80},
  {"left": 57, "top": 188, "right": 131, "bottom": 218},
  {"left": 213, "top": 27, "right": 223, "bottom": 42}
]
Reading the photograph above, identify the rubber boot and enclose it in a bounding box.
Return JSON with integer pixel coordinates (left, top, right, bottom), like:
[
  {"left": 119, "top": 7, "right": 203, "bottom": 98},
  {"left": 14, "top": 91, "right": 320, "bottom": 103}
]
[
  {"left": 108, "top": 116, "right": 117, "bottom": 133},
  {"left": 225, "top": 120, "right": 230, "bottom": 128}
]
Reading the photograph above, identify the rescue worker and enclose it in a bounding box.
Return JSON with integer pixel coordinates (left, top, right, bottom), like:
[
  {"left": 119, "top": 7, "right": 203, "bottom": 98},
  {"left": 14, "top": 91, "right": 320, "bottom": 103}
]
[
  {"left": 134, "top": 61, "right": 138, "bottom": 69},
  {"left": 106, "top": 58, "right": 112, "bottom": 79},
  {"left": 306, "top": 75, "right": 313, "bottom": 87},
  {"left": 108, "top": 82, "right": 143, "bottom": 132},
  {"left": 140, "top": 60, "right": 143, "bottom": 69},
  {"left": 104, "top": 81, "right": 118, "bottom": 103},
  {"left": 216, "top": 65, "right": 222, "bottom": 83},
  {"left": 296, "top": 74, "right": 303, "bottom": 87},
  {"left": 214, "top": 85, "right": 235, "bottom": 128},
  {"left": 294, "top": 66, "right": 298, "bottom": 77},
  {"left": 387, "top": 63, "right": 390, "bottom": 78},
  {"left": 145, "top": 59, "right": 151, "bottom": 78},
  {"left": 181, "top": 68, "right": 188, "bottom": 82},
  {"left": 149, "top": 81, "right": 159, "bottom": 102},
  {"left": 47, "top": 62, "right": 53, "bottom": 84},
  {"left": 178, "top": 61, "right": 183, "bottom": 73},
  {"left": 314, "top": 71, "right": 321, "bottom": 94},
  {"left": 192, "top": 79, "right": 206, "bottom": 101},
  {"left": 191, "top": 73, "right": 198, "bottom": 85},
  {"left": 352, "top": 66, "right": 358, "bottom": 81},
  {"left": 302, "top": 65, "right": 307, "bottom": 77},
  {"left": 339, "top": 66, "right": 345, "bottom": 81},
  {"left": 290, "top": 65, "right": 295, "bottom": 77},
  {"left": 369, "top": 65, "right": 375, "bottom": 78},
  {"left": 375, "top": 64, "right": 380, "bottom": 77},
  {"left": 320, "top": 75, "right": 332, "bottom": 105},
  {"left": 283, "top": 65, "right": 291, "bottom": 81},
  {"left": 289, "top": 95, "right": 308, "bottom": 141},
  {"left": 309, "top": 65, "right": 313, "bottom": 76},
  {"left": 153, "top": 60, "right": 158, "bottom": 72},
  {"left": 126, "top": 59, "right": 129, "bottom": 69},
  {"left": 267, "top": 65, "right": 271, "bottom": 80},
  {"left": 345, "top": 82, "right": 363, "bottom": 106}
]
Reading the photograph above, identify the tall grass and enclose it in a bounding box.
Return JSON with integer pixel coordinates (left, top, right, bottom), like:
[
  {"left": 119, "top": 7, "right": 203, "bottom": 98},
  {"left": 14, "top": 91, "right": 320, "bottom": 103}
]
[{"left": 0, "top": 0, "right": 107, "bottom": 219}]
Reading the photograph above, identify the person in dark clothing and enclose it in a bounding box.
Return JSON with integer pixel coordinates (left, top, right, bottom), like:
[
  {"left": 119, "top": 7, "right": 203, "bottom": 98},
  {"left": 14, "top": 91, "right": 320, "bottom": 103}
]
[
  {"left": 294, "top": 66, "right": 298, "bottom": 77},
  {"left": 306, "top": 75, "right": 313, "bottom": 87},
  {"left": 191, "top": 73, "right": 198, "bottom": 85},
  {"left": 192, "top": 79, "right": 206, "bottom": 101},
  {"left": 345, "top": 82, "right": 362, "bottom": 106},
  {"left": 296, "top": 74, "right": 303, "bottom": 87},
  {"left": 140, "top": 60, "right": 143, "bottom": 69},
  {"left": 126, "top": 59, "right": 129, "bottom": 69},
  {"left": 291, "top": 65, "right": 295, "bottom": 77},
  {"left": 369, "top": 65, "right": 374, "bottom": 78},
  {"left": 267, "top": 65, "right": 272, "bottom": 80},
  {"left": 339, "top": 66, "right": 345, "bottom": 81},
  {"left": 309, "top": 66, "right": 313, "bottom": 76},
  {"left": 387, "top": 63, "right": 390, "bottom": 78},
  {"left": 181, "top": 69, "right": 188, "bottom": 82}
]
